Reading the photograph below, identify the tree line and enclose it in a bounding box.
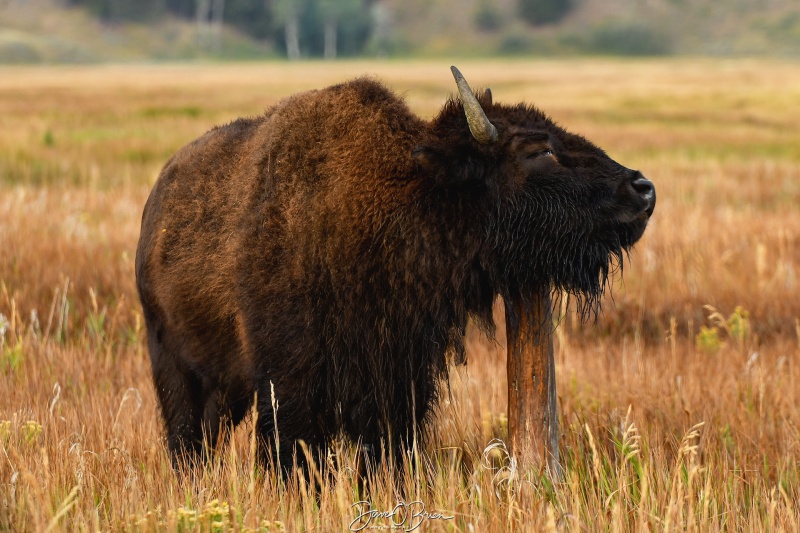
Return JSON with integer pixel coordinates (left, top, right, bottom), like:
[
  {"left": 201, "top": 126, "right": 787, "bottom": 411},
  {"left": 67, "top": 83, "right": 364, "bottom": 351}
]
[
  {"left": 66, "top": 0, "right": 378, "bottom": 58},
  {"left": 66, "top": 0, "right": 576, "bottom": 58}
]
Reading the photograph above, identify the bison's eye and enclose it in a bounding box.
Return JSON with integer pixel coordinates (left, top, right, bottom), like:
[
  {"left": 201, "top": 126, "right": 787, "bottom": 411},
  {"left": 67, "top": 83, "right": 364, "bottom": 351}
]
[{"left": 528, "top": 149, "right": 554, "bottom": 159}]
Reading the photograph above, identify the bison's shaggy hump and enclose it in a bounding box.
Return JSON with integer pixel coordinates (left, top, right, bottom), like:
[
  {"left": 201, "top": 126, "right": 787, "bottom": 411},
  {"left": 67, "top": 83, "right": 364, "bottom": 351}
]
[{"left": 136, "top": 69, "right": 654, "bottom": 472}]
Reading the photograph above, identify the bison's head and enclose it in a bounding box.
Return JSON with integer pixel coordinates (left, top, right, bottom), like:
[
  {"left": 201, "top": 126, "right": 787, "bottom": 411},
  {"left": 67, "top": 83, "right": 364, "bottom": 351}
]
[{"left": 414, "top": 67, "right": 656, "bottom": 317}]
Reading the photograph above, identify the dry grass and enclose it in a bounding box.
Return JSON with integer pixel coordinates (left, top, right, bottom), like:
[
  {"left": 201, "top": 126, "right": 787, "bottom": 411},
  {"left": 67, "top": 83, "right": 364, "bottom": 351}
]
[{"left": 1, "top": 59, "right": 799, "bottom": 530}]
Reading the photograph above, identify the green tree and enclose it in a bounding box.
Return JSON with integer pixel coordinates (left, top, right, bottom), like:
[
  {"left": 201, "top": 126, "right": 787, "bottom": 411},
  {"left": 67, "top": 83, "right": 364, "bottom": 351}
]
[
  {"left": 274, "top": 0, "right": 304, "bottom": 59},
  {"left": 475, "top": 0, "right": 503, "bottom": 32},
  {"left": 224, "top": 0, "right": 273, "bottom": 40},
  {"left": 164, "top": 0, "right": 194, "bottom": 17},
  {"left": 76, "top": 0, "right": 165, "bottom": 22},
  {"left": 318, "top": 0, "right": 368, "bottom": 59}
]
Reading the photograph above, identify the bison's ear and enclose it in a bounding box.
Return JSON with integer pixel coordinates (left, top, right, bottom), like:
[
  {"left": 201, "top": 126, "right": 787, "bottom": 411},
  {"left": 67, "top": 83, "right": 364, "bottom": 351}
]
[
  {"left": 412, "top": 144, "right": 493, "bottom": 191},
  {"left": 411, "top": 144, "right": 460, "bottom": 186},
  {"left": 411, "top": 145, "right": 441, "bottom": 169}
]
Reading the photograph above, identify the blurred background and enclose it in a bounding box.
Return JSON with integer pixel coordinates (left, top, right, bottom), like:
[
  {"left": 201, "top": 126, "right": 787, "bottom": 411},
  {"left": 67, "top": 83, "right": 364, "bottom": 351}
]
[{"left": 1, "top": 0, "right": 800, "bottom": 63}]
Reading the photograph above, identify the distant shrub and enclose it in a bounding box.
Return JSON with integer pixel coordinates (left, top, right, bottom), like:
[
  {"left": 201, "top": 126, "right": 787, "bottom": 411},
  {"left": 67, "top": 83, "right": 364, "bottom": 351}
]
[
  {"left": 0, "top": 40, "right": 41, "bottom": 64},
  {"left": 499, "top": 32, "right": 533, "bottom": 54},
  {"left": 497, "top": 32, "right": 562, "bottom": 56},
  {"left": 585, "top": 22, "right": 673, "bottom": 56},
  {"left": 519, "top": 0, "right": 575, "bottom": 26},
  {"left": 754, "top": 12, "right": 800, "bottom": 51}
]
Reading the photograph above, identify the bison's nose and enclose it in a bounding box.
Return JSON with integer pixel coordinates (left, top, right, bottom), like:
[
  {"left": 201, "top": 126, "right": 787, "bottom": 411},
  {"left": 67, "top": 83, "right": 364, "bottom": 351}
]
[{"left": 631, "top": 175, "right": 656, "bottom": 217}]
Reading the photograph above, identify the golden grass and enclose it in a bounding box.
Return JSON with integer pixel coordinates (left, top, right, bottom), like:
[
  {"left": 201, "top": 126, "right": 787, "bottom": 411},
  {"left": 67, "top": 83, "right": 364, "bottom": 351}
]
[{"left": 1, "top": 59, "right": 799, "bottom": 530}]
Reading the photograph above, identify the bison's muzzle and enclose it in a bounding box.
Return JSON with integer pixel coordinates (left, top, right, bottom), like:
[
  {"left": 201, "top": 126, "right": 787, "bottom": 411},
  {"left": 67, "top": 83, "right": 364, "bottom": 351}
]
[{"left": 613, "top": 170, "right": 656, "bottom": 244}]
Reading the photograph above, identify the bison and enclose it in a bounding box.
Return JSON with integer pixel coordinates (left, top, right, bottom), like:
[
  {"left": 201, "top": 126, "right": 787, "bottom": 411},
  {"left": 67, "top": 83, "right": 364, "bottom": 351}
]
[{"left": 135, "top": 66, "right": 655, "bottom": 472}]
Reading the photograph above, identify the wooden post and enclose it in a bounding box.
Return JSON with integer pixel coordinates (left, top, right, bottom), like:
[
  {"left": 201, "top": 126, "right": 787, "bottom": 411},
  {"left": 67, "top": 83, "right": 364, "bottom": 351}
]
[{"left": 506, "top": 294, "right": 560, "bottom": 477}]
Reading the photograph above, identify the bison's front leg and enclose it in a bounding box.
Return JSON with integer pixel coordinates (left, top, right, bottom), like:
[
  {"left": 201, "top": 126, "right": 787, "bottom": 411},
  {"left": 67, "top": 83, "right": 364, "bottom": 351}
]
[
  {"left": 254, "top": 382, "right": 328, "bottom": 480},
  {"left": 347, "top": 377, "right": 434, "bottom": 477}
]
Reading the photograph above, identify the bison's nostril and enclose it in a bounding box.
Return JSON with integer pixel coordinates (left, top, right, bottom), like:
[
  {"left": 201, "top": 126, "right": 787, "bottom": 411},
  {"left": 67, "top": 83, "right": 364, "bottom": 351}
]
[
  {"left": 629, "top": 175, "right": 655, "bottom": 217},
  {"left": 631, "top": 176, "right": 654, "bottom": 197}
]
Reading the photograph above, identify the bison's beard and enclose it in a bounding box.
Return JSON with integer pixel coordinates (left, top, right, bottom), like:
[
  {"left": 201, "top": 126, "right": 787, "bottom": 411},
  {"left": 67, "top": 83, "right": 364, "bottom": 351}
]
[
  {"left": 487, "top": 212, "right": 639, "bottom": 330},
  {"left": 546, "top": 234, "right": 627, "bottom": 321}
]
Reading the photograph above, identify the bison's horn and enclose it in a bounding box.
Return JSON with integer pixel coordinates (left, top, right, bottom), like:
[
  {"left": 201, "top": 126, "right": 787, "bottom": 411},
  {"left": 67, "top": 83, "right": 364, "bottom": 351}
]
[{"left": 450, "top": 66, "right": 498, "bottom": 145}]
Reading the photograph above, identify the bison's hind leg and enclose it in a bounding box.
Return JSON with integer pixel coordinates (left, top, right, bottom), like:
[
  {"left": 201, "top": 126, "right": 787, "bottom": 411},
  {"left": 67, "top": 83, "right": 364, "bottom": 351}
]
[
  {"left": 146, "top": 329, "right": 232, "bottom": 467},
  {"left": 153, "top": 361, "right": 252, "bottom": 467},
  {"left": 149, "top": 345, "right": 206, "bottom": 466}
]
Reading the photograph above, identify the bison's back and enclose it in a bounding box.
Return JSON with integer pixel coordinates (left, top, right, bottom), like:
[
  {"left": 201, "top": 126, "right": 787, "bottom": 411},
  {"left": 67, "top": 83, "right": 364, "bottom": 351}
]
[{"left": 138, "top": 79, "right": 423, "bottom": 345}]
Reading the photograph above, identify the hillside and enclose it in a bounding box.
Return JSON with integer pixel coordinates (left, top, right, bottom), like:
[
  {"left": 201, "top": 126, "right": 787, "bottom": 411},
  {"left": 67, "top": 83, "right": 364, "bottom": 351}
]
[
  {"left": 0, "top": 0, "right": 799, "bottom": 62},
  {"left": 381, "top": 0, "right": 800, "bottom": 57},
  {"left": 0, "top": 0, "right": 273, "bottom": 63}
]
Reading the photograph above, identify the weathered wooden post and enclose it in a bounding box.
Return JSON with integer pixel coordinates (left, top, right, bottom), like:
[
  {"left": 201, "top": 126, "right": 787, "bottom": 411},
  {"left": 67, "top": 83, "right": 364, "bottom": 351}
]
[{"left": 506, "top": 293, "right": 560, "bottom": 477}]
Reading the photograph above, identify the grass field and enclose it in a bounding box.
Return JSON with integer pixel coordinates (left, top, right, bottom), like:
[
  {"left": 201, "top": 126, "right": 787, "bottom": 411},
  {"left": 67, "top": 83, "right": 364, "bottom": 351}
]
[{"left": 1, "top": 59, "right": 799, "bottom": 531}]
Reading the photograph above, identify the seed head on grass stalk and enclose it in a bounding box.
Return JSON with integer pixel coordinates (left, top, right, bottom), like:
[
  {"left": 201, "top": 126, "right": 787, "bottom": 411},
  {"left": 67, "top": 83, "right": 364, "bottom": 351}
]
[
  {"left": 664, "top": 421, "right": 705, "bottom": 530},
  {"left": 584, "top": 424, "right": 603, "bottom": 489}
]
